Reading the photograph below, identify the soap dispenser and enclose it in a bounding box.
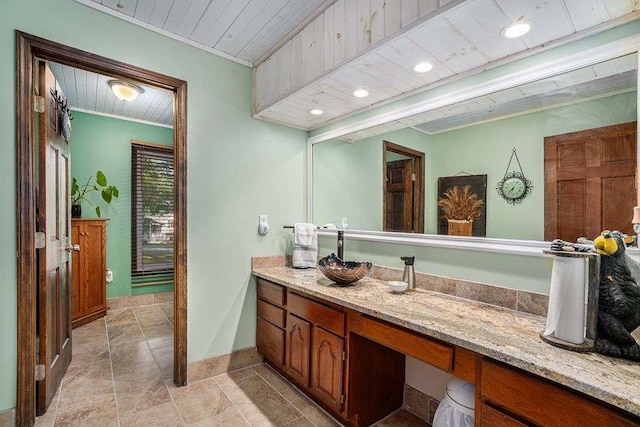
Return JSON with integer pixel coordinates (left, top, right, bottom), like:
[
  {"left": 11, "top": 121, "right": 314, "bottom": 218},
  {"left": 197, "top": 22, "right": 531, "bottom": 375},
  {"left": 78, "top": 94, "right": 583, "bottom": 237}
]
[{"left": 401, "top": 256, "right": 416, "bottom": 290}]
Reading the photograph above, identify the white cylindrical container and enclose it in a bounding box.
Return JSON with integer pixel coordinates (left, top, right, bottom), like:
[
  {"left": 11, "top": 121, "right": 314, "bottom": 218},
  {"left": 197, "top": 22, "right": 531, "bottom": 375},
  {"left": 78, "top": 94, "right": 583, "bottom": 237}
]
[
  {"left": 432, "top": 378, "right": 475, "bottom": 427},
  {"left": 544, "top": 256, "right": 586, "bottom": 344}
]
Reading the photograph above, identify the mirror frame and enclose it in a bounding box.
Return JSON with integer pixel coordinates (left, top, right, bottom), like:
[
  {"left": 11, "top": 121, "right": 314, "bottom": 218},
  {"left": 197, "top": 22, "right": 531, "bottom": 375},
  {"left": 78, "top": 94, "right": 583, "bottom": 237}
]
[{"left": 307, "top": 34, "right": 640, "bottom": 257}]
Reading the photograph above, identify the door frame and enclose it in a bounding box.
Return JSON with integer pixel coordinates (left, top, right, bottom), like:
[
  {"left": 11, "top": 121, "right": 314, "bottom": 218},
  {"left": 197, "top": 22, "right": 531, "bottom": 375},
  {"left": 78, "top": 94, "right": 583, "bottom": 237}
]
[
  {"left": 382, "top": 141, "right": 425, "bottom": 233},
  {"left": 15, "top": 31, "right": 188, "bottom": 426}
]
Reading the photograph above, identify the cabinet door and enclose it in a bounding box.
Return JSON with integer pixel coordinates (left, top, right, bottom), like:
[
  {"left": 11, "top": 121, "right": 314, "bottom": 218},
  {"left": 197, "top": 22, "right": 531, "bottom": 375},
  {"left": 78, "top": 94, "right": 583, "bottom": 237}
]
[
  {"left": 311, "top": 327, "right": 344, "bottom": 412},
  {"left": 286, "top": 313, "right": 311, "bottom": 387},
  {"left": 83, "top": 221, "right": 106, "bottom": 315},
  {"left": 71, "top": 223, "right": 82, "bottom": 320},
  {"left": 257, "top": 317, "right": 285, "bottom": 366}
]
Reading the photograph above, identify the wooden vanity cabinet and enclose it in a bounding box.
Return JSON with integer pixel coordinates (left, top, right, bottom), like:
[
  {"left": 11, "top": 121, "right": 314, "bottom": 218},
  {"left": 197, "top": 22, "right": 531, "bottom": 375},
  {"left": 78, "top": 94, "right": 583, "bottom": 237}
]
[
  {"left": 478, "top": 359, "right": 640, "bottom": 426},
  {"left": 256, "top": 279, "right": 286, "bottom": 367},
  {"left": 71, "top": 219, "right": 108, "bottom": 328}
]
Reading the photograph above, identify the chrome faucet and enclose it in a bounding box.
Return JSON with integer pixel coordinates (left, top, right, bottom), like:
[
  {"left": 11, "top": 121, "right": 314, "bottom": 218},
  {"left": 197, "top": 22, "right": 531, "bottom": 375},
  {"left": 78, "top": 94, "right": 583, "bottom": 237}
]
[{"left": 337, "top": 230, "right": 344, "bottom": 259}]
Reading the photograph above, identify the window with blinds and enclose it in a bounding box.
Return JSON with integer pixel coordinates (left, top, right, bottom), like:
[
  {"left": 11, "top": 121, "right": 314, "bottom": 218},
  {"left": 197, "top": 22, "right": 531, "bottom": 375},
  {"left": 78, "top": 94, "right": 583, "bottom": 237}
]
[{"left": 131, "top": 142, "right": 174, "bottom": 276}]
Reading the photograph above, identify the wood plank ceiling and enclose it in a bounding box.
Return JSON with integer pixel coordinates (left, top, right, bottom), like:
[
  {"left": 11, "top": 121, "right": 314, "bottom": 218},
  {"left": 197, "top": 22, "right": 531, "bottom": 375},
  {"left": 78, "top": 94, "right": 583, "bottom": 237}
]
[
  {"left": 71, "top": 0, "right": 639, "bottom": 132},
  {"left": 49, "top": 62, "right": 174, "bottom": 127}
]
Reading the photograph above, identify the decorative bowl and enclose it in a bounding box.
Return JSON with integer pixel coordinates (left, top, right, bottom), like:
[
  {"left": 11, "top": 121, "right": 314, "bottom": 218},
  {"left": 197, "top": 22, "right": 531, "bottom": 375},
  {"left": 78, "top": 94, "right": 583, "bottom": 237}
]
[
  {"left": 388, "top": 281, "right": 408, "bottom": 293},
  {"left": 317, "top": 253, "right": 372, "bottom": 285}
]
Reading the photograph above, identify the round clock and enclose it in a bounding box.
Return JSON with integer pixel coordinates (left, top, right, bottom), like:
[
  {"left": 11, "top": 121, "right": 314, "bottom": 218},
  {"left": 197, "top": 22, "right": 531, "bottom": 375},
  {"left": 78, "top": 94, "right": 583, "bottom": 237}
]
[{"left": 496, "top": 171, "right": 532, "bottom": 204}]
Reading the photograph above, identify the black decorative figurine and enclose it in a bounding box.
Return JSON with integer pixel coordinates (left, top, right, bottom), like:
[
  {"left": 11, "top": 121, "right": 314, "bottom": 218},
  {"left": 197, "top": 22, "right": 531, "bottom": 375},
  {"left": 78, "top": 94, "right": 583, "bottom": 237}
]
[{"left": 593, "top": 231, "right": 640, "bottom": 361}]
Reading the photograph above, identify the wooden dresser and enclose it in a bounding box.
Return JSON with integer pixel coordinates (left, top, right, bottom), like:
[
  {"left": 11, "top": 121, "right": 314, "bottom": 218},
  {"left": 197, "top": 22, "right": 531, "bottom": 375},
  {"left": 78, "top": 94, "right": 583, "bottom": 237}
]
[{"left": 71, "top": 219, "right": 108, "bottom": 328}]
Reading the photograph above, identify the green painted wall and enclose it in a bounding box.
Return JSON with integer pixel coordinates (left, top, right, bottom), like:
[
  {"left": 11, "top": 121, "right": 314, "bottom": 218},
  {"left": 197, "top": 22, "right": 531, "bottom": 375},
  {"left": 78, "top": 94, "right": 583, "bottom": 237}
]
[
  {"left": 313, "top": 128, "right": 429, "bottom": 230},
  {"left": 0, "top": 0, "right": 306, "bottom": 412},
  {"left": 69, "top": 111, "right": 174, "bottom": 298}
]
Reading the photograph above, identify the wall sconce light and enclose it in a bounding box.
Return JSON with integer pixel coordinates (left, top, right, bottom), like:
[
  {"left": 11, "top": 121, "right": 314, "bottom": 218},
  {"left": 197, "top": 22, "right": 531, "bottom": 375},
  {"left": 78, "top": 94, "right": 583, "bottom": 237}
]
[
  {"left": 632, "top": 206, "right": 640, "bottom": 246},
  {"left": 108, "top": 80, "right": 144, "bottom": 102}
]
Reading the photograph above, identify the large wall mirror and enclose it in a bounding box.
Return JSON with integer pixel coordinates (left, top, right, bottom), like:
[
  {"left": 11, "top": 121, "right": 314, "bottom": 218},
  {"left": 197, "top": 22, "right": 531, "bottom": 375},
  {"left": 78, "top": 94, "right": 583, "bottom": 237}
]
[{"left": 312, "top": 51, "right": 638, "bottom": 247}]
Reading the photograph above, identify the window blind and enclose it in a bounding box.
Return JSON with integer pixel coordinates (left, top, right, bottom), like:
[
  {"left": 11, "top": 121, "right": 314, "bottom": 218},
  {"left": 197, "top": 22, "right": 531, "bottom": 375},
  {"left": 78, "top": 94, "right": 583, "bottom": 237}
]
[{"left": 131, "top": 142, "right": 174, "bottom": 276}]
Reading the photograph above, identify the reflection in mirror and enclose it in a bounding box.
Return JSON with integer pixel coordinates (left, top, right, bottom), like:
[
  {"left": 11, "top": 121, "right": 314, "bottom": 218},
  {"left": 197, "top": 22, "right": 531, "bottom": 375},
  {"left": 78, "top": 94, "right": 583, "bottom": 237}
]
[
  {"left": 313, "top": 53, "right": 638, "bottom": 242},
  {"left": 383, "top": 141, "right": 425, "bottom": 233}
]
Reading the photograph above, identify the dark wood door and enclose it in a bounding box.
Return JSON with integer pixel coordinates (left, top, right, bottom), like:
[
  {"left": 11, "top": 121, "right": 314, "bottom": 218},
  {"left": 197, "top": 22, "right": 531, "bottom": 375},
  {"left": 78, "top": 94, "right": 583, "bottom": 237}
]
[
  {"left": 311, "top": 327, "right": 344, "bottom": 412},
  {"left": 286, "top": 313, "right": 310, "bottom": 387},
  {"left": 385, "top": 159, "right": 414, "bottom": 232},
  {"left": 544, "top": 122, "right": 636, "bottom": 242},
  {"left": 36, "top": 62, "right": 72, "bottom": 415}
]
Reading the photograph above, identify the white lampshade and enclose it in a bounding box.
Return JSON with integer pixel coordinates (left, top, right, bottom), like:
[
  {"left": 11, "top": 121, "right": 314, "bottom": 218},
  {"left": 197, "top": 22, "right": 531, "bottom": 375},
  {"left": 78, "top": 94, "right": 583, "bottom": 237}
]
[{"left": 108, "top": 80, "right": 144, "bottom": 102}]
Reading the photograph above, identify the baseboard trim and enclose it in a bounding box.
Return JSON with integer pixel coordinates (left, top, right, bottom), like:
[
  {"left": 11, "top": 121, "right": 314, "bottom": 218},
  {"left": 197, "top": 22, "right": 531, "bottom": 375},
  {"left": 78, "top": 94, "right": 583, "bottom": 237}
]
[
  {"left": 187, "top": 347, "right": 263, "bottom": 383},
  {"left": 0, "top": 408, "right": 15, "bottom": 427}
]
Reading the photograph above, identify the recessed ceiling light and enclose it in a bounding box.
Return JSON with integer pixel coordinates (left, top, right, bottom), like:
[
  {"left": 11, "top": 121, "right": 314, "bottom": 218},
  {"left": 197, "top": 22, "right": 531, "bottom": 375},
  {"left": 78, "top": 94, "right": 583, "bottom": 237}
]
[
  {"left": 413, "top": 62, "right": 434, "bottom": 73},
  {"left": 309, "top": 108, "right": 324, "bottom": 115},
  {"left": 352, "top": 88, "right": 369, "bottom": 98},
  {"left": 501, "top": 21, "right": 533, "bottom": 39}
]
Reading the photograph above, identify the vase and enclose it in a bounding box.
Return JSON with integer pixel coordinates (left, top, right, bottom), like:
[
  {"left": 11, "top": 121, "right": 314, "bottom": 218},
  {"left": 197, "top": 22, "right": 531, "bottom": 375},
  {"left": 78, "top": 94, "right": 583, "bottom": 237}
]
[
  {"left": 71, "top": 204, "right": 82, "bottom": 218},
  {"left": 447, "top": 219, "right": 473, "bottom": 236}
]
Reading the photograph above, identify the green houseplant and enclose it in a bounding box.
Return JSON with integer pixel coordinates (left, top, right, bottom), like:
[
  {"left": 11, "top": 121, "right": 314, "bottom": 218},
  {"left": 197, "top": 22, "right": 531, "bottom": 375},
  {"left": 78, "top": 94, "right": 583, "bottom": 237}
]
[{"left": 71, "top": 170, "right": 119, "bottom": 218}]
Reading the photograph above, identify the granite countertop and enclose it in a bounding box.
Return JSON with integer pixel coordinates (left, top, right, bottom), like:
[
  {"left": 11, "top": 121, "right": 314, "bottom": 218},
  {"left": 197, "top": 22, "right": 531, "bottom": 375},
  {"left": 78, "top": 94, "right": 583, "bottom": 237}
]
[{"left": 252, "top": 266, "right": 640, "bottom": 418}]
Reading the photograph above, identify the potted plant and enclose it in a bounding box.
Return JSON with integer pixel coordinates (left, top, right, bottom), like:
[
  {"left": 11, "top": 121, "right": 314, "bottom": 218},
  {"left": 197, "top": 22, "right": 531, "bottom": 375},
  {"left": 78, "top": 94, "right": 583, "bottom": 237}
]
[
  {"left": 71, "top": 170, "right": 119, "bottom": 218},
  {"left": 437, "top": 185, "right": 483, "bottom": 237}
]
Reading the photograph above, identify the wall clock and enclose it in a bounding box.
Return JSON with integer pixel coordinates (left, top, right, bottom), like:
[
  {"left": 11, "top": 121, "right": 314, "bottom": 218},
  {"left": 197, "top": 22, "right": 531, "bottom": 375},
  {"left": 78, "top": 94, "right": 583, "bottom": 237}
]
[{"left": 496, "top": 148, "right": 532, "bottom": 204}]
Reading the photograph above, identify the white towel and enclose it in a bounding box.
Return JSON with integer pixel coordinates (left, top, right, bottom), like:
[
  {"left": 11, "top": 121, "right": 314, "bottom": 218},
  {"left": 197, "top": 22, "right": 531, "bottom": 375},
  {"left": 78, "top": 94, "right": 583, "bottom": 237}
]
[
  {"left": 293, "top": 224, "right": 317, "bottom": 268},
  {"left": 294, "top": 223, "right": 315, "bottom": 246}
]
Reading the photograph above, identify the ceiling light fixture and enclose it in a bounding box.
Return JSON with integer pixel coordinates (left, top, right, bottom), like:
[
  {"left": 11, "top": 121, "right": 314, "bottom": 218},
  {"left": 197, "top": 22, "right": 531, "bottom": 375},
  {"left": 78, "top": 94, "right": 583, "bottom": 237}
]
[
  {"left": 352, "top": 88, "right": 369, "bottom": 98},
  {"left": 108, "top": 80, "right": 144, "bottom": 102},
  {"left": 414, "top": 62, "right": 433, "bottom": 73},
  {"left": 501, "top": 21, "right": 533, "bottom": 39},
  {"left": 309, "top": 108, "right": 324, "bottom": 115}
]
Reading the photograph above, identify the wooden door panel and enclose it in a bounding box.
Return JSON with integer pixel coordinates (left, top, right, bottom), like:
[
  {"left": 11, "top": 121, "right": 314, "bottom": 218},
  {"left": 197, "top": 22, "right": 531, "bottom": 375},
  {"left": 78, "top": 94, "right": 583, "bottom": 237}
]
[
  {"left": 286, "top": 313, "right": 310, "bottom": 387},
  {"left": 71, "top": 224, "right": 81, "bottom": 320},
  {"left": 37, "top": 62, "right": 72, "bottom": 415},
  {"left": 544, "top": 122, "right": 636, "bottom": 242},
  {"left": 385, "top": 159, "right": 413, "bottom": 232},
  {"left": 602, "top": 176, "right": 635, "bottom": 236},
  {"left": 85, "top": 222, "right": 106, "bottom": 312},
  {"left": 311, "top": 327, "right": 344, "bottom": 412}
]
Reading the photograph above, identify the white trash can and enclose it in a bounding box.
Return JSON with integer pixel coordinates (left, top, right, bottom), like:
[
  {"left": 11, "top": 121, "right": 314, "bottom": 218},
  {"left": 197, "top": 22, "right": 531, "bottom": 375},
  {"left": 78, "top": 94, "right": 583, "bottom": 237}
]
[{"left": 432, "top": 377, "right": 475, "bottom": 427}]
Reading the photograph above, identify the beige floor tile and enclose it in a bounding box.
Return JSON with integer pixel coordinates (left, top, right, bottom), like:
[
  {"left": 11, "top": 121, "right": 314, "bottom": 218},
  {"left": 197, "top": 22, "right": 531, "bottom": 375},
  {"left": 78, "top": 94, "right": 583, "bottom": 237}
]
[
  {"left": 107, "top": 322, "right": 146, "bottom": 346},
  {"left": 299, "top": 404, "right": 340, "bottom": 427},
  {"left": 134, "top": 305, "right": 172, "bottom": 329},
  {"left": 253, "top": 364, "right": 291, "bottom": 392},
  {"left": 214, "top": 367, "right": 258, "bottom": 387},
  {"left": 160, "top": 302, "right": 175, "bottom": 324},
  {"left": 120, "top": 401, "right": 183, "bottom": 426},
  {"left": 221, "top": 375, "right": 302, "bottom": 426},
  {"left": 110, "top": 340, "right": 156, "bottom": 371},
  {"left": 54, "top": 392, "right": 118, "bottom": 427},
  {"left": 115, "top": 375, "right": 173, "bottom": 416},
  {"left": 73, "top": 319, "right": 107, "bottom": 340},
  {"left": 154, "top": 292, "right": 174, "bottom": 304},
  {"left": 187, "top": 407, "right": 249, "bottom": 427},
  {"left": 143, "top": 324, "right": 174, "bottom": 349},
  {"left": 170, "top": 378, "right": 234, "bottom": 425},
  {"left": 283, "top": 416, "right": 314, "bottom": 427},
  {"left": 106, "top": 308, "right": 138, "bottom": 326},
  {"left": 373, "top": 410, "right": 429, "bottom": 426}
]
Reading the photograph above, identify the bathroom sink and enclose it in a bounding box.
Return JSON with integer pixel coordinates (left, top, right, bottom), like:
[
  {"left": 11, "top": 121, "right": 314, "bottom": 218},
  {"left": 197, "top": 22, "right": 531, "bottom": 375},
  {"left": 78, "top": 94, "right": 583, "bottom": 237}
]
[{"left": 317, "top": 253, "right": 372, "bottom": 285}]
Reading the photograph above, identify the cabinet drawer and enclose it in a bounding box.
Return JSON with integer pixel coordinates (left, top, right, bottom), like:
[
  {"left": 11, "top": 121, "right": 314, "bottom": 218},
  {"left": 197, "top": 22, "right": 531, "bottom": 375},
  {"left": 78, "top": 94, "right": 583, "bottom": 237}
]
[
  {"left": 288, "top": 292, "right": 345, "bottom": 337},
  {"left": 349, "top": 313, "right": 453, "bottom": 372},
  {"left": 257, "top": 278, "right": 285, "bottom": 306},
  {"left": 481, "top": 359, "right": 639, "bottom": 426},
  {"left": 257, "top": 299, "right": 285, "bottom": 328},
  {"left": 257, "top": 317, "right": 285, "bottom": 367},
  {"left": 480, "top": 404, "right": 528, "bottom": 427}
]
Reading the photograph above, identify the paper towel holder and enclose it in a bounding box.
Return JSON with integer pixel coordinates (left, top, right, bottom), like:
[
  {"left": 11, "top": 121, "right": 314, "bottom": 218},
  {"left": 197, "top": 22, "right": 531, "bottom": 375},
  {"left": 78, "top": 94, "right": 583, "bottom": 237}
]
[{"left": 540, "top": 250, "right": 600, "bottom": 352}]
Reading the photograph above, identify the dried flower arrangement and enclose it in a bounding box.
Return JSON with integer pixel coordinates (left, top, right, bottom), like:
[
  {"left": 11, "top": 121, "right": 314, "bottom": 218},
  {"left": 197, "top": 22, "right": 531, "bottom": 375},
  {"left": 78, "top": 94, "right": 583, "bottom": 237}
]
[{"left": 437, "top": 185, "right": 484, "bottom": 221}]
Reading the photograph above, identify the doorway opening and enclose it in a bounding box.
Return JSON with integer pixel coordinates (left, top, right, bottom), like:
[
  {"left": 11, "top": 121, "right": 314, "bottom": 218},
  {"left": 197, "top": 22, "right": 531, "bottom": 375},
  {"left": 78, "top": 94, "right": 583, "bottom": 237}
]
[
  {"left": 383, "top": 141, "right": 425, "bottom": 233},
  {"left": 16, "top": 31, "right": 187, "bottom": 426}
]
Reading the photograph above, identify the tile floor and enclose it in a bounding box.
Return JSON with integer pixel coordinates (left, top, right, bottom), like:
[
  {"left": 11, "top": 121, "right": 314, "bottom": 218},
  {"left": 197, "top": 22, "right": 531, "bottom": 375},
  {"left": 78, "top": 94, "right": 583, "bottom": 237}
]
[{"left": 35, "top": 302, "right": 428, "bottom": 426}]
